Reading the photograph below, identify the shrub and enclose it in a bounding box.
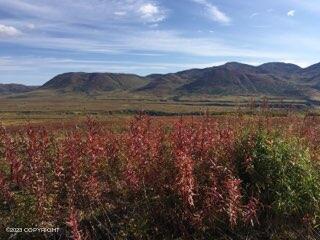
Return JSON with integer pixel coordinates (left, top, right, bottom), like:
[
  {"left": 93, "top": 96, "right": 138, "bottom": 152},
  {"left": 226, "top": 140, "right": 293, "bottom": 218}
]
[{"left": 236, "top": 130, "right": 320, "bottom": 226}]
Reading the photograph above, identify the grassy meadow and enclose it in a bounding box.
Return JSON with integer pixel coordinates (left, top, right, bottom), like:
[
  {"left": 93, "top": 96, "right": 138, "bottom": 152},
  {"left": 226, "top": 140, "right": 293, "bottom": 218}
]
[{"left": 0, "top": 91, "right": 313, "bottom": 126}]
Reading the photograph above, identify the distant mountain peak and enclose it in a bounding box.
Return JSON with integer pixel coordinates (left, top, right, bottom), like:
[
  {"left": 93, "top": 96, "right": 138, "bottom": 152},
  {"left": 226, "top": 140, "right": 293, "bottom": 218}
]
[
  {"left": 223, "top": 62, "right": 252, "bottom": 68},
  {"left": 41, "top": 72, "right": 150, "bottom": 93},
  {"left": 258, "top": 62, "right": 301, "bottom": 69},
  {"left": 0, "top": 83, "right": 37, "bottom": 94},
  {"left": 257, "top": 62, "right": 302, "bottom": 76},
  {"left": 224, "top": 61, "right": 246, "bottom": 66}
]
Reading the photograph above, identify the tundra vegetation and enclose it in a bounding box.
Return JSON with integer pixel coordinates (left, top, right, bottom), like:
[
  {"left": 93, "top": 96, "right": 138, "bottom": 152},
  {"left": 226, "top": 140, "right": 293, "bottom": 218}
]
[{"left": 1, "top": 113, "right": 320, "bottom": 239}]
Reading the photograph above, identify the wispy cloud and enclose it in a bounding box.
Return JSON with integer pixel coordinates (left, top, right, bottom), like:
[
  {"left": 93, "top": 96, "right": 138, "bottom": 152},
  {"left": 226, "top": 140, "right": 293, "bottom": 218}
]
[
  {"left": 26, "top": 23, "right": 35, "bottom": 29},
  {"left": 250, "top": 13, "right": 259, "bottom": 18},
  {"left": 287, "top": 10, "right": 295, "bottom": 17},
  {"left": 0, "top": 56, "right": 224, "bottom": 72},
  {"left": 0, "top": 26, "right": 294, "bottom": 60},
  {"left": 120, "top": 30, "right": 285, "bottom": 58},
  {"left": 285, "top": 0, "right": 320, "bottom": 14},
  {"left": 0, "top": 0, "right": 168, "bottom": 25},
  {"left": 0, "top": 24, "right": 21, "bottom": 37},
  {"left": 114, "top": 11, "right": 127, "bottom": 16},
  {"left": 0, "top": 1, "right": 310, "bottom": 61},
  {"left": 191, "top": 0, "right": 231, "bottom": 24}
]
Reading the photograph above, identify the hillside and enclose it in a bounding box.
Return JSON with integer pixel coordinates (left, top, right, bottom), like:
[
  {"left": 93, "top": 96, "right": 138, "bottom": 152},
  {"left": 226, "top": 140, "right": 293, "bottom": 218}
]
[
  {"left": 4, "top": 61, "right": 320, "bottom": 102},
  {"left": 0, "top": 84, "right": 37, "bottom": 94},
  {"left": 176, "top": 62, "right": 301, "bottom": 96},
  {"left": 41, "top": 72, "right": 149, "bottom": 93},
  {"left": 138, "top": 62, "right": 306, "bottom": 97},
  {"left": 257, "top": 62, "right": 302, "bottom": 78}
]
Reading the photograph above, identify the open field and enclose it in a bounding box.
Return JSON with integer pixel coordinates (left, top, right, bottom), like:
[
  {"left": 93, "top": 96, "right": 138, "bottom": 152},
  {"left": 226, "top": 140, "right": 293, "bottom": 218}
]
[
  {"left": 1, "top": 113, "right": 320, "bottom": 239},
  {"left": 0, "top": 91, "right": 314, "bottom": 126}
]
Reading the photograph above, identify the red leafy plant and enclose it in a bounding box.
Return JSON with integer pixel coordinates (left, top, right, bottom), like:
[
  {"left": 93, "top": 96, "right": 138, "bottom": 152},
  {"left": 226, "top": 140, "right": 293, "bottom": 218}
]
[{"left": 0, "top": 115, "right": 319, "bottom": 239}]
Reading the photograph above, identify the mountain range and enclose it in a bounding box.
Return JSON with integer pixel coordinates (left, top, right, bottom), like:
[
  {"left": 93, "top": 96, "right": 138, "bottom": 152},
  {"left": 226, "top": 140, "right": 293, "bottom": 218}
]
[
  {"left": 3, "top": 62, "right": 320, "bottom": 102},
  {"left": 0, "top": 83, "right": 37, "bottom": 94}
]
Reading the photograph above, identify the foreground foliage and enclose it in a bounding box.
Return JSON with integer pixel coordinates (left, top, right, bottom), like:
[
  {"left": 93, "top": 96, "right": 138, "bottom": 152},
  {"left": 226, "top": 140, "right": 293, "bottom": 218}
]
[{"left": 0, "top": 115, "right": 320, "bottom": 239}]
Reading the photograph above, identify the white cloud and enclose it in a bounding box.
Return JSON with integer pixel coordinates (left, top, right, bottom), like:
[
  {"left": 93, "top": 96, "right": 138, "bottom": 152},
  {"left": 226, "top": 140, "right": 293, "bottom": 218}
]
[
  {"left": 191, "top": 0, "right": 231, "bottom": 24},
  {"left": 0, "top": 0, "right": 167, "bottom": 26},
  {"left": 114, "top": 11, "right": 127, "bottom": 16},
  {"left": 287, "top": 10, "right": 295, "bottom": 17},
  {"left": 139, "top": 3, "right": 158, "bottom": 16},
  {"left": 138, "top": 3, "right": 166, "bottom": 22},
  {"left": 0, "top": 24, "right": 21, "bottom": 37}
]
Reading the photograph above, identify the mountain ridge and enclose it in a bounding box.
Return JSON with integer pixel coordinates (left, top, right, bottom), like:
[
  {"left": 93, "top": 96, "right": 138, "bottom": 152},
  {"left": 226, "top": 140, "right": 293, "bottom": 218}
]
[
  {"left": 0, "top": 83, "right": 38, "bottom": 95},
  {"left": 3, "top": 61, "right": 320, "bottom": 102}
]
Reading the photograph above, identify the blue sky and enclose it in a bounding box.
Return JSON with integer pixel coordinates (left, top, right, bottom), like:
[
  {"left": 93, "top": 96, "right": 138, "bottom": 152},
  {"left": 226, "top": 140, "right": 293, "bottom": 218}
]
[{"left": 0, "top": 0, "right": 320, "bottom": 85}]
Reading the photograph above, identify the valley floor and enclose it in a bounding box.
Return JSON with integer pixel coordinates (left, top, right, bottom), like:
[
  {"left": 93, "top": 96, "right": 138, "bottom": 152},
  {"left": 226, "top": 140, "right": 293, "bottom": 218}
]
[{"left": 0, "top": 92, "right": 313, "bottom": 125}]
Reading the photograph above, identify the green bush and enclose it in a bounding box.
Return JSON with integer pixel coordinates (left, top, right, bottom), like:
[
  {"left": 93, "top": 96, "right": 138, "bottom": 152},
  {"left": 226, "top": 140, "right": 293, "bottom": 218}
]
[{"left": 236, "top": 130, "right": 320, "bottom": 222}]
